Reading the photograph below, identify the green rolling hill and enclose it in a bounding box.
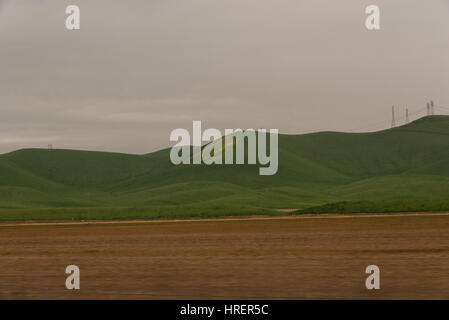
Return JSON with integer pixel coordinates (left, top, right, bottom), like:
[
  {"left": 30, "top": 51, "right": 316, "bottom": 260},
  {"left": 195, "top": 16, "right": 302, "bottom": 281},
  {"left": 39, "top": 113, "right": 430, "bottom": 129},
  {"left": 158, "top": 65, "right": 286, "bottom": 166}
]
[{"left": 1, "top": 116, "right": 449, "bottom": 220}]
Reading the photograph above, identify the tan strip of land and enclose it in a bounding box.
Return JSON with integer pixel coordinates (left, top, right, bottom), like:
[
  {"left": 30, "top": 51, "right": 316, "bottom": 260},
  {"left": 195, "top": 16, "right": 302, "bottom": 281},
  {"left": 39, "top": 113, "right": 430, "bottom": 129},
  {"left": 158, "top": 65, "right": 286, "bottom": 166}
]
[{"left": 2, "top": 211, "right": 449, "bottom": 228}]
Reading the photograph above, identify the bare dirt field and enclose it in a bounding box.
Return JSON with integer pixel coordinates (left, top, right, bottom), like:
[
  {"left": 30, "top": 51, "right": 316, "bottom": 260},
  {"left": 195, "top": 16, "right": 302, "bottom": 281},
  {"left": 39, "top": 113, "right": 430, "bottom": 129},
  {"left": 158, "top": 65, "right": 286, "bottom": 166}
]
[{"left": 1, "top": 213, "right": 449, "bottom": 299}]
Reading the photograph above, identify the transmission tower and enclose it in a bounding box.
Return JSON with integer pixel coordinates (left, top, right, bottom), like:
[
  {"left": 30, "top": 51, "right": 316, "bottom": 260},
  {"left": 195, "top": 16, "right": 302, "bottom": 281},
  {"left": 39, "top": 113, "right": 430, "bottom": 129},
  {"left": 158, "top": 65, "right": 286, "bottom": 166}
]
[
  {"left": 427, "top": 102, "right": 431, "bottom": 116},
  {"left": 391, "top": 106, "right": 396, "bottom": 128},
  {"left": 406, "top": 108, "right": 409, "bottom": 124},
  {"left": 431, "top": 100, "right": 435, "bottom": 115}
]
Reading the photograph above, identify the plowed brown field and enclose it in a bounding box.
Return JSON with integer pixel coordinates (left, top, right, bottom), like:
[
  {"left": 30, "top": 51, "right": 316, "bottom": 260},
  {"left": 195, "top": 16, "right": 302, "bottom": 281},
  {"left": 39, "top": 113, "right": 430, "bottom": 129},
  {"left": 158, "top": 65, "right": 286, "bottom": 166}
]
[{"left": 1, "top": 213, "right": 449, "bottom": 299}]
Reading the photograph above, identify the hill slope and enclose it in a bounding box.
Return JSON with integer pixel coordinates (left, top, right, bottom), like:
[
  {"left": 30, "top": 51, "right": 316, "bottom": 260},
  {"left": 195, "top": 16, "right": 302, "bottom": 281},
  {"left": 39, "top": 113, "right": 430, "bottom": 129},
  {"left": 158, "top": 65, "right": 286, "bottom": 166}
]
[{"left": 1, "top": 116, "right": 449, "bottom": 220}]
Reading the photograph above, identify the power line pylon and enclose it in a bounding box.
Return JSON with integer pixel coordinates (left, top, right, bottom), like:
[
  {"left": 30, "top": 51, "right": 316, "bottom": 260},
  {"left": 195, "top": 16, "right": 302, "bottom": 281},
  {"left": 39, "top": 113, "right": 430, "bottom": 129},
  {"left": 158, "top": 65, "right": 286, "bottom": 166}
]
[
  {"left": 391, "top": 106, "right": 396, "bottom": 128},
  {"left": 406, "top": 108, "right": 409, "bottom": 124}
]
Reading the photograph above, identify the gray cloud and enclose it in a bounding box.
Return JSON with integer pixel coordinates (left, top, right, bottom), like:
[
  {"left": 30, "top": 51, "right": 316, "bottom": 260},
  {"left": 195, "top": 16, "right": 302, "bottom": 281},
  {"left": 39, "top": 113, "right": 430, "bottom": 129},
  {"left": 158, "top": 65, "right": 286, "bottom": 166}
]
[{"left": 0, "top": 0, "right": 448, "bottom": 154}]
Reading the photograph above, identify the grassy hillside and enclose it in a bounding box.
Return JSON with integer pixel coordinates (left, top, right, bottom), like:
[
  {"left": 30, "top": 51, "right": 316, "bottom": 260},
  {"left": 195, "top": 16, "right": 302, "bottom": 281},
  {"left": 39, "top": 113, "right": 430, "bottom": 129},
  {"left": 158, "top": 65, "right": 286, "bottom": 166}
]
[{"left": 1, "top": 116, "right": 449, "bottom": 220}]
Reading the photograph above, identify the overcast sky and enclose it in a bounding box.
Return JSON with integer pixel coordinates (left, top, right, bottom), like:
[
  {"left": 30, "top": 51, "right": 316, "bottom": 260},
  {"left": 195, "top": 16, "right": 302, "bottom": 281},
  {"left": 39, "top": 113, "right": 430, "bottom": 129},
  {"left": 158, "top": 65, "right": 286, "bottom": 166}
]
[{"left": 0, "top": 0, "right": 448, "bottom": 154}]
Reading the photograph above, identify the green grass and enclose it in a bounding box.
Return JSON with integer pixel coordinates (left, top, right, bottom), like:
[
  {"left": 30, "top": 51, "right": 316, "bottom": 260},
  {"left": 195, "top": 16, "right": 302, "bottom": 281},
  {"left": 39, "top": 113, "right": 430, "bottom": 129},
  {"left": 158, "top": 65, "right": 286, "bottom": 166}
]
[
  {"left": 296, "top": 199, "right": 449, "bottom": 215},
  {"left": 0, "top": 205, "right": 278, "bottom": 221},
  {"left": 0, "top": 116, "right": 449, "bottom": 220}
]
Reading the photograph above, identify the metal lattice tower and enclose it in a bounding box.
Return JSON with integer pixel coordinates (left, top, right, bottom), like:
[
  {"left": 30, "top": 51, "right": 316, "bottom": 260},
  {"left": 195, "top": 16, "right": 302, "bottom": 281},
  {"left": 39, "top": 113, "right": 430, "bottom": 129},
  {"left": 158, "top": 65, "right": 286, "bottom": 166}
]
[
  {"left": 431, "top": 100, "right": 435, "bottom": 115},
  {"left": 406, "top": 108, "right": 409, "bottom": 124},
  {"left": 391, "top": 106, "right": 396, "bottom": 128}
]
